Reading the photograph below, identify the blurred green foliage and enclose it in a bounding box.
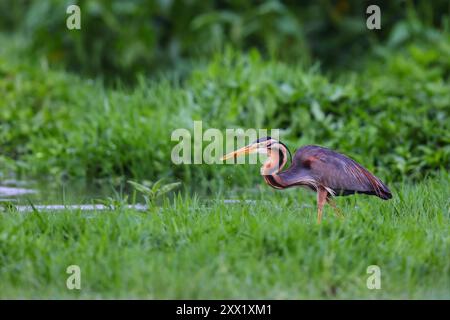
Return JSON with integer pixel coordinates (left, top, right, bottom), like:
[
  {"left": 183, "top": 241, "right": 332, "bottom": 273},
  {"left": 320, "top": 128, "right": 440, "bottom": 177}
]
[
  {"left": 0, "top": 1, "right": 449, "bottom": 185},
  {"left": 1, "top": 33, "right": 448, "bottom": 185},
  {"left": 1, "top": 0, "right": 449, "bottom": 79}
]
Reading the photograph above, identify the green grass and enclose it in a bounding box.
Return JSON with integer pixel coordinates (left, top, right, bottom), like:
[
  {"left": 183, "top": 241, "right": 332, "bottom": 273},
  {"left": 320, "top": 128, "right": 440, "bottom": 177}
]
[{"left": 0, "top": 174, "right": 448, "bottom": 299}]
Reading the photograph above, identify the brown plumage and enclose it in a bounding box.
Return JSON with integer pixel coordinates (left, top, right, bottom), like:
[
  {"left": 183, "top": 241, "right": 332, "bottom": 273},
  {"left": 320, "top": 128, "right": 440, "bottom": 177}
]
[{"left": 221, "top": 137, "right": 392, "bottom": 223}]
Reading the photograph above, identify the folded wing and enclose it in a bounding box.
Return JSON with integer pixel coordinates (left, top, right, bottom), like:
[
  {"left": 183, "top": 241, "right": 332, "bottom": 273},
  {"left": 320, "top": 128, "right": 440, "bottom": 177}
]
[{"left": 284, "top": 146, "right": 392, "bottom": 199}]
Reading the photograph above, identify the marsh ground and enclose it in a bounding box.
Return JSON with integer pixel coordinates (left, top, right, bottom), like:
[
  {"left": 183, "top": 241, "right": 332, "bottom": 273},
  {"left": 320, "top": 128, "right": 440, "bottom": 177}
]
[{"left": 1, "top": 174, "right": 448, "bottom": 299}]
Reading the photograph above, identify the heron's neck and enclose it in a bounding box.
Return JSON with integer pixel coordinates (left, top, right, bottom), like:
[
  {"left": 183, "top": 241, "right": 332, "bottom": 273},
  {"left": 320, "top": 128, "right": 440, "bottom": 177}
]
[{"left": 261, "top": 146, "right": 289, "bottom": 189}]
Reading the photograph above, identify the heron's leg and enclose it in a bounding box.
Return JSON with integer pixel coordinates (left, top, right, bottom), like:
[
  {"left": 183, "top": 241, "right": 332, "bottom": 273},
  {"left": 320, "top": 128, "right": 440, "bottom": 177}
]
[
  {"left": 316, "top": 187, "right": 328, "bottom": 224},
  {"left": 327, "top": 197, "right": 344, "bottom": 219}
]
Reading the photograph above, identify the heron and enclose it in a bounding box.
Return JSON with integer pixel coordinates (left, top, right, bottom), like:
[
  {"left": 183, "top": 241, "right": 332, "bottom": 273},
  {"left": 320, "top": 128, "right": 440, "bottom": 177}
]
[{"left": 221, "top": 137, "right": 392, "bottom": 223}]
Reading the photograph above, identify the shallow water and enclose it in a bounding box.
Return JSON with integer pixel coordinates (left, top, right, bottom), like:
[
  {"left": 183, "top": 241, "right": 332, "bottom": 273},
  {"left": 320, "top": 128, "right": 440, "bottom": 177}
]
[
  {"left": 0, "top": 186, "right": 37, "bottom": 197},
  {"left": 0, "top": 178, "right": 268, "bottom": 211},
  {"left": 0, "top": 178, "right": 132, "bottom": 206},
  {"left": 14, "top": 204, "right": 148, "bottom": 212}
]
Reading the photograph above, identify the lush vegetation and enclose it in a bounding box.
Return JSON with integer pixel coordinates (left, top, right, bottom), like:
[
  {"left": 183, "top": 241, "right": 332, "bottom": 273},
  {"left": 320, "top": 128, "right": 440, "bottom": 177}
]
[
  {"left": 2, "top": 0, "right": 448, "bottom": 79},
  {"left": 0, "top": 174, "right": 449, "bottom": 298},
  {"left": 0, "top": 1, "right": 449, "bottom": 300},
  {"left": 1, "top": 37, "right": 449, "bottom": 185},
  {"left": 1, "top": 1, "right": 449, "bottom": 185}
]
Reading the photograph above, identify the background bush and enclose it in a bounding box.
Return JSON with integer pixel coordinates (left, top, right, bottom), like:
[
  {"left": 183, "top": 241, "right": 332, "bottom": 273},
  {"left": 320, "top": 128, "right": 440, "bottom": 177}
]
[
  {"left": 0, "top": 0, "right": 449, "bottom": 187},
  {"left": 1, "top": 43, "right": 448, "bottom": 186},
  {"left": 1, "top": 0, "right": 449, "bottom": 79}
]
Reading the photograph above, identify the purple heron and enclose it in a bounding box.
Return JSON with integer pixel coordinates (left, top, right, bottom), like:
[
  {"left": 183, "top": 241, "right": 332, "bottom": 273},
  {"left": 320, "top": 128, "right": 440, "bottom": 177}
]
[{"left": 221, "top": 137, "right": 392, "bottom": 223}]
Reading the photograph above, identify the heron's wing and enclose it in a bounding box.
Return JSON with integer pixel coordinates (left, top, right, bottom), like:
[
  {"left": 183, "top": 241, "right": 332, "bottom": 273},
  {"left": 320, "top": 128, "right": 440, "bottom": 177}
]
[{"left": 284, "top": 146, "right": 392, "bottom": 199}]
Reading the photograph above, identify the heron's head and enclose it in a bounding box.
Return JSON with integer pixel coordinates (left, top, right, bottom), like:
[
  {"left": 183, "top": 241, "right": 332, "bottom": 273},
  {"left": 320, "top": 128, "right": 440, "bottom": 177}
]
[{"left": 220, "top": 136, "right": 291, "bottom": 175}]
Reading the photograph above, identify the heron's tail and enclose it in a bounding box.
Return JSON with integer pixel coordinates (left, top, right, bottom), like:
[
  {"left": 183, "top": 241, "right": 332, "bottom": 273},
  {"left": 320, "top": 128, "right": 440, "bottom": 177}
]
[{"left": 376, "top": 181, "right": 392, "bottom": 200}]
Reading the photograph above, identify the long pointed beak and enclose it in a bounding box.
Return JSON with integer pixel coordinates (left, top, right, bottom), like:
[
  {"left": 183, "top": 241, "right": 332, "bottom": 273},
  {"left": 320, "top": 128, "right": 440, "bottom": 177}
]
[{"left": 220, "top": 144, "right": 258, "bottom": 161}]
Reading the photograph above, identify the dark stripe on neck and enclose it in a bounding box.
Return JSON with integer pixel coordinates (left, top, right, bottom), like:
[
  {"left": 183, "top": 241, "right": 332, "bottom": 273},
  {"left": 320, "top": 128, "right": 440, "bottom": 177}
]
[{"left": 278, "top": 148, "right": 285, "bottom": 170}]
